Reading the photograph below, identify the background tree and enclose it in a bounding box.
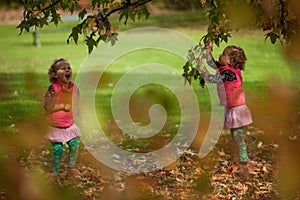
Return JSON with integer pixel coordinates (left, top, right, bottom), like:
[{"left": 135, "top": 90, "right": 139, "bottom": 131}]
[
  {"left": 0, "top": 0, "right": 22, "bottom": 8},
  {"left": 16, "top": 0, "right": 300, "bottom": 82}
]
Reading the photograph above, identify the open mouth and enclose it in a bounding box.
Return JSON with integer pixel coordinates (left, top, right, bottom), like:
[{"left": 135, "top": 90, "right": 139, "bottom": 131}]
[{"left": 65, "top": 74, "right": 71, "bottom": 80}]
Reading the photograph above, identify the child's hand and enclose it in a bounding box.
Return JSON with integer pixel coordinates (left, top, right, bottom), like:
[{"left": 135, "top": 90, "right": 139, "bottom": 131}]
[
  {"left": 64, "top": 104, "right": 71, "bottom": 112},
  {"left": 52, "top": 104, "right": 71, "bottom": 113},
  {"left": 56, "top": 104, "right": 71, "bottom": 112},
  {"left": 205, "top": 41, "right": 213, "bottom": 50}
]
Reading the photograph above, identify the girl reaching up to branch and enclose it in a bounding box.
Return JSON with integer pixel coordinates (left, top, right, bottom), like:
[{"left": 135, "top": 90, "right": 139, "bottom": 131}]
[{"left": 201, "top": 41, "right": 253, "bottom": 172}]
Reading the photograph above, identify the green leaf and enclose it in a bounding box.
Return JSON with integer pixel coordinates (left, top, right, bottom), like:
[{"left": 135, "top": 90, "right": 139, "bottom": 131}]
[
  {"left": 141, "top": 6, "right": 151, "bottom": 20},
  {"left": 70, "top": 2, "right": 75, "bottom": 14},
  {"left": 50, "top": 13, "right": 61, "bottom": 26},
  {"left": 48, "top": 6, "right": 61, "bottom": 26},
  {"left": 16, "top": 20, "right": 30, "bottom": 35},
  {"left": 39, "top": 17, "right": 49, "bottom": 28},
  {"left": 68, "top": 24, "right": 83, "bottom": 44},
  {"left": 214, "top": 38, "right": 220, "bottom": 47},
  {"left": 182, "top": 61, "right": 190, "bottom": 71},
  {"left": 119, "top": 9, "right": 129, "bottom": 25},
  {"left": 200, "top": 78, "right": 205, "bottom": 88},
  {"left": 31, "top": 18, "right": 40, "bottom": 27},
  {"left": 212, "top": 0, "right": 218, "bottom": 8},
  {"left": 129, "top": 10, "right": 136, "bottom": 22},
  {"left": 270, "top": 33, "right": 278, "bottom": 44},
  {"left": 105, "top": 33, "right": 119, "bottom": 46},
  {"left": 265, "top": 32, "right": 278, "bottom": 44},
  {"left": 85, "top": 36, "right": 97, "bottom": 54},
  {"left": 223, "top": 35, "right": 228, "bottom": 43},
  {"left": 78, "top": 9, "right": 87, "bottom": 20}
]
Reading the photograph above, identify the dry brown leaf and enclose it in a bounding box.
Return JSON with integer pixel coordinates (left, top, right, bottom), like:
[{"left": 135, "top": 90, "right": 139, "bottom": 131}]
[
  {"left": 218, "top": 151, "right": 226, "bottom": 156},
  {"left": 212, "top": 176, "right": 225, "bottom": 181},
  {"left": 257, "top": 141, "right": 263, "bottom": 148}
]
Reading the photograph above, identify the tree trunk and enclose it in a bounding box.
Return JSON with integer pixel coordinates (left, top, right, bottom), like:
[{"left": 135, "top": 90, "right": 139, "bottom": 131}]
[{"left": 32, "top": 29, "right": 41, "bottom": 48}]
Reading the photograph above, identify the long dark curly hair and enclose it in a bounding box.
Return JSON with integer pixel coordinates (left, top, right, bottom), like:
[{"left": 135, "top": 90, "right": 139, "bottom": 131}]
[
  {"left": 227, "top": 46, "right": 247, "bottom": 70},
  {"left": 48, "top": 58, "right": 67, "bottom": 83}
]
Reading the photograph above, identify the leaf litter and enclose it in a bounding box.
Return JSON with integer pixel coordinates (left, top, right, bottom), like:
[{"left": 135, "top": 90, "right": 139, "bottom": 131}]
[{"left": 1, "top": 125, "right": 300, "bottom": 199}]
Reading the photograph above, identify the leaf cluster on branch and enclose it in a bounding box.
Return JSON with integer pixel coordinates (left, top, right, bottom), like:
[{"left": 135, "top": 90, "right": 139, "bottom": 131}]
[
  {"left": 182, "top": 44, "right": 206, "bottom": 87},
  {"left": 16, "top": 0, "right": 299, "bottom": 61},
  {"left": 200, "top": 0, "right": 298, "bottom": 46},
  {"left": 182, "top": 0, "right": 299, "bottom": 86},
  {"left": 17, "top": 0, "right": 152, "bottom": 54}
]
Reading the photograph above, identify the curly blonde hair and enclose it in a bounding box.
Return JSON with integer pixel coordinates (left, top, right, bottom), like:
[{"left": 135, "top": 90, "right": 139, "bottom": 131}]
[
  {"left": 48, "top": 58, "right": 67, "bottom": 83},
  {"left": 227, "top": 46, "right": 247, "bottom": 70}
]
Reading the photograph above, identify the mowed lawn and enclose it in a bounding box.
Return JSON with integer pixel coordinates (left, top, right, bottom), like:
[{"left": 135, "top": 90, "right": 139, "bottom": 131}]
[{"left": 0, "top": 10, "right": 292, "bottom": 130}]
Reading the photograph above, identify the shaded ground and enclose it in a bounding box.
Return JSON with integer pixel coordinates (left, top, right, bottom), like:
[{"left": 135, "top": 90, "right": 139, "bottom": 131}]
[{"left": 1, "top": 123, "right": 300, "bottom": 200}]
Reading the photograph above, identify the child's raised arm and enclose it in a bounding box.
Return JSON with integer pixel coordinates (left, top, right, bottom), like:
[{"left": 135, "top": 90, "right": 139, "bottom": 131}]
[
  {"left": 204, "top": 41, "right": 213, "bottom": 61},
  {"left": 204, "top": 41, "right": 220, "bottom": 70}
]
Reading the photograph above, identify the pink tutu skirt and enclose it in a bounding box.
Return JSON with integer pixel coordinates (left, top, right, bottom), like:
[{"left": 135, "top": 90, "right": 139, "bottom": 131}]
[
  {"left": 47, "top": 124, "right": 81, "bottom": 143},
  {"left": 224, "top": 105, "right": 253, "bottom": 129}
]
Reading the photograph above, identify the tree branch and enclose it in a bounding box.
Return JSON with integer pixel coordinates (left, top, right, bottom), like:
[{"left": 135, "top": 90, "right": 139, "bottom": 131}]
[
  {"left": 41, "top": 0, "right": 61, "bottom": 12},
  {"left": 103, "top": 0, "right": 152, "bottom": 20},
  {"left": 279, "top": 0, "right": 285, "bottom": 25}
]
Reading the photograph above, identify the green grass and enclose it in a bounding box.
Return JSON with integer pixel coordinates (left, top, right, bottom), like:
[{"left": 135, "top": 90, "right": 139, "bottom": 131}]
[{"left": 0, "top": 10, "right": 294, "bottom": 133}]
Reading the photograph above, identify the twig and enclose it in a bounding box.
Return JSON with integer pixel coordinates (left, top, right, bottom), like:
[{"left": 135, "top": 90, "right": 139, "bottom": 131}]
[
  {"left": 279, "top": 0, "right": 285, "bottom": 25},
  {"left": 103, "top": 0, "right": 152, "bottom": 21},
  {"left": 41, "top": 0, "right": 60, "bottom": 12}
]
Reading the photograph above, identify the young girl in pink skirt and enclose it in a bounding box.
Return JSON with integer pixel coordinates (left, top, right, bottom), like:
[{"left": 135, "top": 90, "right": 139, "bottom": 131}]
[
  {"left": 201, "top": 42, "right": 253, "bottom": 167},
  {"left": 44, "top": 58, "right": 81, "bottom": 177}
]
